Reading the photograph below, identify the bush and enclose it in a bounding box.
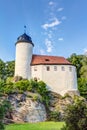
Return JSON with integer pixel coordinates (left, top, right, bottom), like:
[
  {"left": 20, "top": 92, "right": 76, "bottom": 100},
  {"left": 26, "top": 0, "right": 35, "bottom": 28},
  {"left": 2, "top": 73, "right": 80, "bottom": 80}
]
[
  {"left": 0, "top": 100, "right": 11, "bottom": 130},
  {"left": 48, "top": 110, "right": 61, "bottom": 121},
  {"left": 61, "top": 98, "right": 87, "bottom": 130},
  {"left": 37, "top": 81, "right": 50, "bottom": 107},
  {"left": 14, "top": 80, "right": 30, "bottom": 91}
]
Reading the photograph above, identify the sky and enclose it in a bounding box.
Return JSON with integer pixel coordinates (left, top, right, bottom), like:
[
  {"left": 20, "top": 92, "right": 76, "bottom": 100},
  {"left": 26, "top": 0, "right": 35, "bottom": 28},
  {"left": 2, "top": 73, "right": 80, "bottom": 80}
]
[{"left": 0, "top": 0, "right": 87, "bottom": 61}]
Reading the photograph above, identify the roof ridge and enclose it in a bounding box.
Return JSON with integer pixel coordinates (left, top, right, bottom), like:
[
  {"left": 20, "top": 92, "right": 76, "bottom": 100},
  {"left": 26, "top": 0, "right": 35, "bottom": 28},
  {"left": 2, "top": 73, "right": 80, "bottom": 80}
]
[{"left": 32, "top": 54, "right": 65, "bottom": 58}]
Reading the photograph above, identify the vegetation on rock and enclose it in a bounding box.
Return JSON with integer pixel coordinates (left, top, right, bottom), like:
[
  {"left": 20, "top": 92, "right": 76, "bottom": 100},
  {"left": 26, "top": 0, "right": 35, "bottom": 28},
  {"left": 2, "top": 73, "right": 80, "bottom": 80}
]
[
  {"left": 0, "top": 100, "right": 11, "bottom": 130},
  {"left": 0, "top": 79, "right": 50, "bottom": 108},
  {"left": 61, "top": 97, "right": 87, "bottom": 130}
]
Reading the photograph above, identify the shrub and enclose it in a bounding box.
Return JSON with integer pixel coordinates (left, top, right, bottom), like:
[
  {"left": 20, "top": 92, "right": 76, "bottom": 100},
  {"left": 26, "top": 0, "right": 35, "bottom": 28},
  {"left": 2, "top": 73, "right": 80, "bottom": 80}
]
[
  {"left": 48, "top": 110, "right": 61, "bottom": 121},
  {"left": 61, "top": 98, "right": 87, "bottom": 130},
  {"left": 0, "top": 100, "right": 11, "bottom": 130},
  {"left": 14, "top": 80, "right": 30, "bottom": 91},
  {"left": 37, "top": 81, "right": 50, "bottom": 107},
  {"left": 4, "top": 82, "right": 14, "bottom": 94}
]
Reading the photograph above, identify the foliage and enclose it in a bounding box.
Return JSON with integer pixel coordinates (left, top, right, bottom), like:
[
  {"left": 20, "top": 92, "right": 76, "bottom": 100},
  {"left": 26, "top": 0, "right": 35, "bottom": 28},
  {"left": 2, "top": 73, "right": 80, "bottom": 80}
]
[
  {"left": 78, "top": 78, "right": 87, "bottom": 98},
  {"left": 0, "top": 59, "right": 5, "bottom": 80},
  {"left": 48, "top": 110, "right": 61, "bottom": 121},
  {"left": 14, "top": 80, "right": 30, "bottom": 91},
  {"left": 0, "top": 59, "right": 15, "bottom": 81},
  {"left": 5, "top": 61, "right": 15, "bottom": 78},
  {"left": 0, "top": 79, "right": 50, "bottom": 107},
  {"left": 61, "top": 98, "right": 87, "bottom": 130},
  {"left": 0, "top": 100, "right": 11, "bottom": 130},
  {"left": 37, "top": 81, "right": 50, "bottom": 107},
  {"left": 68, "top": 53, "right": 87, "bottom": 98},
  {"left": 67, "top": 53, "right": 83, "bottom": 78}
]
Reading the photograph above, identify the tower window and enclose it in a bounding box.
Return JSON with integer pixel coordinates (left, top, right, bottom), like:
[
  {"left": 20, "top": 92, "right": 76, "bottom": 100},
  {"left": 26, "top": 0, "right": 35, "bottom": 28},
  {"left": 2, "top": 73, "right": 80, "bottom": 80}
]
[
  {"left": 54, "top": 66, "right": 57, "bottom": 71},
  {"left": 46, "top": 66, "right": 50, "bottom": 71},
  {"left": 61, "top": 66, "right": 65, "bottom": 71}
]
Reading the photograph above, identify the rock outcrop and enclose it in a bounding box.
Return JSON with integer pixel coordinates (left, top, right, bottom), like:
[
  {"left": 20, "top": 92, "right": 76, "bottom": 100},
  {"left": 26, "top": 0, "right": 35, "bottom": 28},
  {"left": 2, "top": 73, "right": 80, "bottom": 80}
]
[
  {"left": 49, "top": 91, "right": 82, "bottom": 119},
  {"left": 2, "top": 92, "right": 47, "bottom": 123},
  {"left": 1, "top": 90, "right": 82, "bottom": 123}
]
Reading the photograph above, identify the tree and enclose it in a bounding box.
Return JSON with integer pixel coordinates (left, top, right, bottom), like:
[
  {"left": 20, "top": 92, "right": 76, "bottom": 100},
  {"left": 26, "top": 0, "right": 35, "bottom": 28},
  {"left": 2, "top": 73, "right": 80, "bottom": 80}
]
[
  {"left": 0, "top": 59, "right": 5, "bottom": 80},
  {"left": 0, "top": 100, "right": 11, "bottom": 130},
  {"left": 67, "top": 54, "right": 87, "bottom": 98},
  {"left": 78, "top": 78, "right": 87, "bottom": 98},
  {"left": 0, "top": 59, "right": 15, "bottom": 80},
  {"left": 80, "top": 56, "right": 87, "bottom": 78},
  {"left": 61, "top": 98, "right": 87, "bottom": 130},
  {"left": 67, "top": 53, "right": 83, "bottom": 78},
  {"left": 5, "top": 61, "right": 15, "bottom": 79}
]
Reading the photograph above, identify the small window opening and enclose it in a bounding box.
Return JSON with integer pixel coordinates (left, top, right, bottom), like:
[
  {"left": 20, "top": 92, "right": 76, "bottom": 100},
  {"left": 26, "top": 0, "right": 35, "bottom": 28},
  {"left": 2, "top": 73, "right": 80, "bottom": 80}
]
[
  {"left": 54, "top": 66, "right": 57, "bottom": 71},
  {"left": 34, "top": 66, "right": 37, "bottom": 71},
  {"left": 46, "top": 66, "right": 50, "bottom": 71},
  {"left": 61, "top": 66, "right": 65, "bottom": 71},
  {"left": 45, "top": 59, "right": 50, "bottom": 61},
  {"left": 69, "top": 67, "right": 72, "bottom": 72}
]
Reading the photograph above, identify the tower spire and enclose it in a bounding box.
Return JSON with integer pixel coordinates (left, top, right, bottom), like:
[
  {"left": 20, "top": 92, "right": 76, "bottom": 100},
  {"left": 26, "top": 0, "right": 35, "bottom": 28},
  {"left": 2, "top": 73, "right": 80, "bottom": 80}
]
[{"left": 24, "top": 25, "right": 26, "bottom": 33}]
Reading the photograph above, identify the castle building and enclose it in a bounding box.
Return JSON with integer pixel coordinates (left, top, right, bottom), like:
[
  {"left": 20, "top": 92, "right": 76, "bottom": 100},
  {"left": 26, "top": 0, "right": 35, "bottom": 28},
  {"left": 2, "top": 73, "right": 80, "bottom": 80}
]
[{"left": 15, "top": 33, "right": 77, "bottom": 95}]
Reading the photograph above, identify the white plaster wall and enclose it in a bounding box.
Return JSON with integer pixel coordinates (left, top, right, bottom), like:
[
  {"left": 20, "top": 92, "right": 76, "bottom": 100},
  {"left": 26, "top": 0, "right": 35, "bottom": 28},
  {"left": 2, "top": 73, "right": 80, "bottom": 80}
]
[
  {"left": 31, "top": 65, "right": 77, "bottom": 95},
  {"left": 31, "top": 65, "right": 43, "bottom": 80},
  {"left": 15, "top": 42, "right": 33, "bottom": 79}
]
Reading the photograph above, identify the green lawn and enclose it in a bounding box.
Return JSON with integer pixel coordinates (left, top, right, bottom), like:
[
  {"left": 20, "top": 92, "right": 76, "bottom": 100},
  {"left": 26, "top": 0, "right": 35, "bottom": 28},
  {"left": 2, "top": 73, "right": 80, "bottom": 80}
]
[{"left": 6, "top": 122, "right": 65, "bottom": 130}]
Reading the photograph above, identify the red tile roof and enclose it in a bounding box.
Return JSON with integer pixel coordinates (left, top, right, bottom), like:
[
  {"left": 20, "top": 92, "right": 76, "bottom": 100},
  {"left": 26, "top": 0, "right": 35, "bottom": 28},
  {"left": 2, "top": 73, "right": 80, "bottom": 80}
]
[{"left": 31, "top": 55, "right": 72, "bottom": 65}]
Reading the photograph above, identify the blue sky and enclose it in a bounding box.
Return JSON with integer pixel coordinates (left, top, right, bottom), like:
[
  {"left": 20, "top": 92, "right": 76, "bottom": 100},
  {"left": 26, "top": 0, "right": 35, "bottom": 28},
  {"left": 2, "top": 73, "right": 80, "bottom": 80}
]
[{"left": 0, "top": 0, "right": 87, "bottom": 61}]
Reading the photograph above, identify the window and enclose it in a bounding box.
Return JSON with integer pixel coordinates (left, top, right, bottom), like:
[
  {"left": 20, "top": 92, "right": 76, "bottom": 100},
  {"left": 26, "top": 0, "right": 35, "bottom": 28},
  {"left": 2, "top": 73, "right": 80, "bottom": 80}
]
[
  {"left": 69, "top": 67, "right": 72, "bottom": 72},
  {"left": 45, "top": 59, "right": 50, "bottom": 61},
  {"left": 46, "top": 66, "right": 50, "bottom": 71},
  {"left": 34, "top": 66, "right": 37, "bottom": 71},
  {"left": 61, "top": 66, "right": 65, "bottom": 71},
  {"left": 54, "top": 66, "right": 57, "bottom": 71}
]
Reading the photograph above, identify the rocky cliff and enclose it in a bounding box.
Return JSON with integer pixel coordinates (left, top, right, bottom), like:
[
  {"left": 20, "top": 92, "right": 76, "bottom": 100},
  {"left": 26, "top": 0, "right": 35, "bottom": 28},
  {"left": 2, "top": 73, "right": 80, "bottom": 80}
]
[
  {"left": 1, "top": 92, "right": 47, "bottom": 123},
  {"left": 1, "top": 91, "right": 81, "bottom": 123}
]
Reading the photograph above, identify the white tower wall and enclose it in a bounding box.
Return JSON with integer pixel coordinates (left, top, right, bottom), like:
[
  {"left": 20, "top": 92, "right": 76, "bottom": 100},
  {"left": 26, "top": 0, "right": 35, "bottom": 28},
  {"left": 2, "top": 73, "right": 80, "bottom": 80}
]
[{"left": 15, "top": 42, "right": 33, "bottom": 79}]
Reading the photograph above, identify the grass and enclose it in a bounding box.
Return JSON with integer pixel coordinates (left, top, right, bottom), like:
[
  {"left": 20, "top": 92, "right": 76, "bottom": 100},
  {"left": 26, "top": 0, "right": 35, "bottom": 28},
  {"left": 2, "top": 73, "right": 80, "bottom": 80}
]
[{"left": 6, "top": 121, "right": 65, "bottom": 130}]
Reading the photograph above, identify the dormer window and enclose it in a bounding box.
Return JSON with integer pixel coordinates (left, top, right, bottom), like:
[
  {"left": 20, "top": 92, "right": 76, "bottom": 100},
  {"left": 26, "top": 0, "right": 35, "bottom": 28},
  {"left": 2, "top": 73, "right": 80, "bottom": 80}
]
[{"left": 45, "top": 59, "right": 50, "bottom": 61}]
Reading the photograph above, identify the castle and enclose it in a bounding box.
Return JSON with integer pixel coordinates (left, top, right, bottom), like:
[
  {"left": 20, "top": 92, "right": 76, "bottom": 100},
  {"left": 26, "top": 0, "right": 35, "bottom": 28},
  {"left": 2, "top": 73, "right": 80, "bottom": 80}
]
[{"left": 15, "top": 33, "right": 77, "bottom": 95}]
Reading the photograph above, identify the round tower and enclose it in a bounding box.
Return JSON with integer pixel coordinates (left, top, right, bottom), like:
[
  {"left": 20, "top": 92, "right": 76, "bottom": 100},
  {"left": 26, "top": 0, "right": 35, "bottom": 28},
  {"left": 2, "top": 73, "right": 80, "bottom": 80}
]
[{"left": 15, "top": 33, "right": 34, "bottom": 79}]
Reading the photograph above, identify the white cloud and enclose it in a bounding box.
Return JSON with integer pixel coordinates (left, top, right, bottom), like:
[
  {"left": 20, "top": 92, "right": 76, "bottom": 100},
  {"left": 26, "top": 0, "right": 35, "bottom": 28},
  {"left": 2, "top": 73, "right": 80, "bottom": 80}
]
[
  {"left": 58, "top": 38, "right": 64, "bottom": 41},
  {"left": 48, "top": 33, "right": 52, "bottom": 38},
  {"left": 83, "top": 48, "right": 87, "bottom": 55},
  {"left": 40, "top": 49, "right": 46, "bottom": 55},
  {"left": 42, "top": 17, "right": 61, "bottom": 30},
  {"left": 49, "top": 1, "right": 55, "bottom": 6},
  {"left": 57, "top": 8, "right": 64, "bottom": 12},
  {"left": 45, "top": 38, "right": 53, "bottom": 52}
]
